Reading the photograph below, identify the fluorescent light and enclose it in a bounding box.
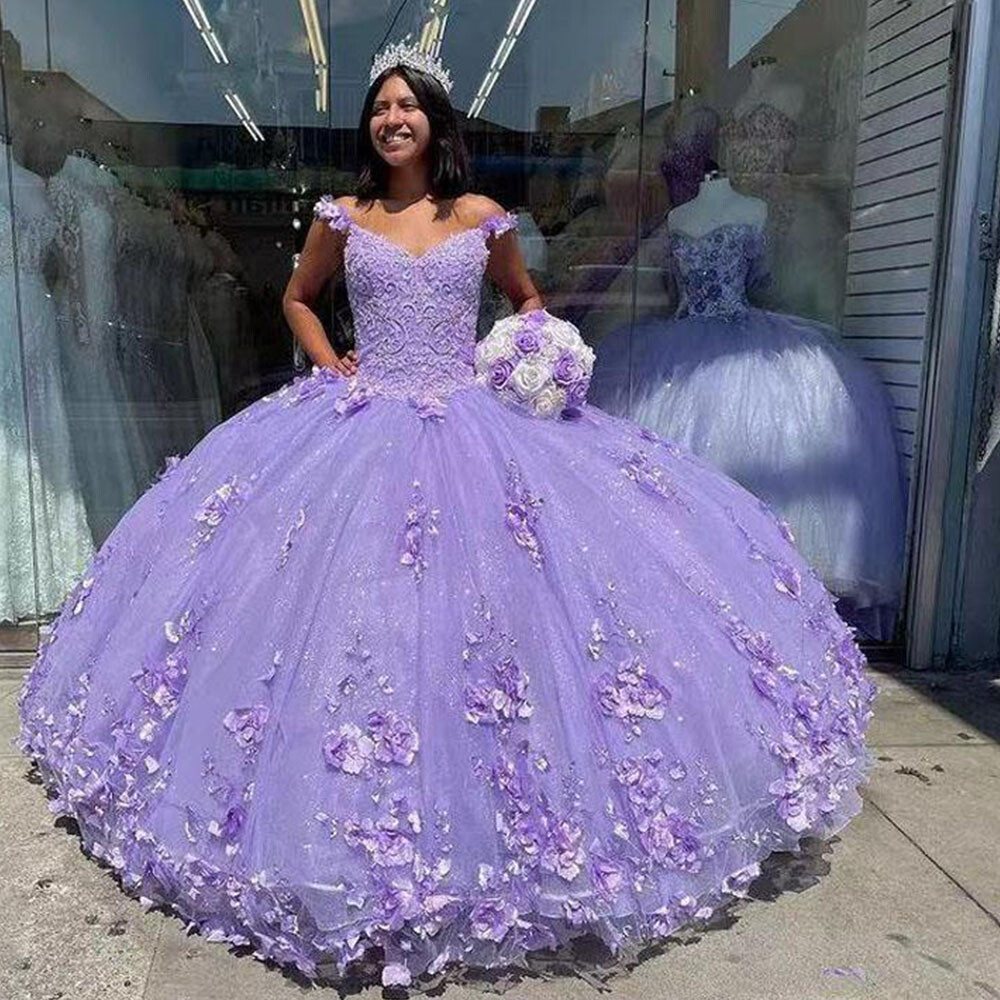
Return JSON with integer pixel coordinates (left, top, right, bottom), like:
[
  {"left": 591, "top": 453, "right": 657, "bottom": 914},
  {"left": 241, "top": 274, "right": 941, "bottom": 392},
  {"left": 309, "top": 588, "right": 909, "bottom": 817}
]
[
  {"left": 223, "top": 89, "right": 264, "bottom": 142},
  {"left": 178, "top": 0, "right": 229, "bottom": 64},
  {"left": 419, "top": 0, "right": 451, "bottom": 58},
  {"left": 298, "top": 0, "right": 328, "bottom": 113},
  {"left": 468, "top": 0, "right": 539, "bottom": 118}
]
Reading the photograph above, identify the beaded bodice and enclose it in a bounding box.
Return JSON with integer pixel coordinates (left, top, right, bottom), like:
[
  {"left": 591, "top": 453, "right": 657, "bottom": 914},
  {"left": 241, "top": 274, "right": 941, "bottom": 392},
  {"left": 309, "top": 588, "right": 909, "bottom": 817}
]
[
  {"left": 313, "top": 196, "right": 518, "bottom": 402},
  {"left": 720, "top": 103, "right": 797, "bottom": 176},
  {"left": 660, "top": 105, "right": 720, "bottom": 207},
  {"left": 667, "top": 222, "right": 769, "bottom": 323}
]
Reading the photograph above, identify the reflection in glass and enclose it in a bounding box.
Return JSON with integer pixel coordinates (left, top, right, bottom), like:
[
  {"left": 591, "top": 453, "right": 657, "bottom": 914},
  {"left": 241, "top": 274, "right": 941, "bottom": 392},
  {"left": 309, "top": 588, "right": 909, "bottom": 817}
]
[{"left": 589, "top": 0, "right": 908, "bottom": 641}]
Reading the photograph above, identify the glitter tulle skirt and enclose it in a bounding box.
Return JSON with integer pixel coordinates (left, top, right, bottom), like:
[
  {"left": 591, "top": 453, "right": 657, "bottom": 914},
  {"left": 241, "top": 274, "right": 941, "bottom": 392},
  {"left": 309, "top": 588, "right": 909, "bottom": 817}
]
[
  {"left": 590, "top": 307, "right": 907, "bottom": 641},
  {"left": 16, "top": 367, "right": 875, "bottom": 989}
]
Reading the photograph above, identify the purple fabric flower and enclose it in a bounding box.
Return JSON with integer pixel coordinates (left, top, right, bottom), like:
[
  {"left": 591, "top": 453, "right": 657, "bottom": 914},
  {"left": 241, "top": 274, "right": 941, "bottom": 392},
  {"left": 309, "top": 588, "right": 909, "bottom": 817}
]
[
  {"left": 540, "top": 814, "right": 585, "bottom": 881},
  {"left": 193, "top": 477, "right": 246, "bottom": 546},
  {"left": 595, "top": 656, "right": 670, "bottom": 733},
  {"left": 464, "top": 657, "right": 533, "bottom": 725},
  {"left": 322, "top": 722, "right": 375, "bottom": 774},
  {"left": 367, "top": 709, "right": 420, "bottom": 766},
  {"left": 504, "top": 460, "right": 544, "bottom": 570},
  {"left": 333, "top": 381, "right": 370, "bottom": 417},
  {"left": 772, "top": 561, "right": 802, "bottom": 598},
  {"left": 470, "top": 898, "right": 520, "bottom": 942},
  {"left": 591, "top": 855, "right": 627, "bottom": 898},
  {"left": 223, "top": 705, "right": 269, "bottom": 750}
]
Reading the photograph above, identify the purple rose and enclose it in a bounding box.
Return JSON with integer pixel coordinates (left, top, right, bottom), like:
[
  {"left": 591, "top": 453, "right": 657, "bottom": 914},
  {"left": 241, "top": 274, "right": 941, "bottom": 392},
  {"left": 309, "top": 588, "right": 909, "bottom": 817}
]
[
  {"left": 552, "top": 351, "right": 581, "bottom": 387},
  {"left": 513, "top": 327, "right": 542, "bottom": 354},
  {"left": 489, "top": 357, "right": 515, "bottom": 389}
]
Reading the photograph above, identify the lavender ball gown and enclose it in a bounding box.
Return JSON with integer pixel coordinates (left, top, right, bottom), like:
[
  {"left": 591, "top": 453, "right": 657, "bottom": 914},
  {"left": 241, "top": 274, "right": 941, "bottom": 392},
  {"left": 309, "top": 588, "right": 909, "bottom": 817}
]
[
  {"left": 16, "top": 198, "right": 876, "bottom": 989},
  {"left": 590, "top": 223, "right": 906, "bottom": 643}
]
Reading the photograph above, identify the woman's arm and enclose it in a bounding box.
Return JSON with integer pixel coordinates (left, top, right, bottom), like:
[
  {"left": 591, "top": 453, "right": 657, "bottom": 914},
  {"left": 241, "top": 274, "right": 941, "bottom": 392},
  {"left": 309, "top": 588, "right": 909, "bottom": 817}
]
[
  {"left": 466, "top": 195, "right": 544, "bottom": 315},
  {"left": 281, "top": 208, "right": 358, "bottom": 377}
]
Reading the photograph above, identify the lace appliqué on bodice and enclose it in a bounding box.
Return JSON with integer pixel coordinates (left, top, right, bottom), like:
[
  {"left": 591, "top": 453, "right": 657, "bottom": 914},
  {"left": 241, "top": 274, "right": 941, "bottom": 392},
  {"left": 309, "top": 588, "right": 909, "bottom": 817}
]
[
  {"left": 313, "top": 197, "right": 517, "bottom": 405},
  {"left": 667, "top": 223, "right": 769, "bottom": 323}
]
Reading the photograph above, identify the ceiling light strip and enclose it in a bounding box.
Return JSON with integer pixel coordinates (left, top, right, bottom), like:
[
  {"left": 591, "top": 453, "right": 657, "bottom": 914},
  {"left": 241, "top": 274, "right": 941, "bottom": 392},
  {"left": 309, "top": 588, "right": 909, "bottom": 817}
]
[
  {"left": 468, "top": 0, "right": 538, "bottom": 118},
  {"left": 223, "top": 90, "right": 264, "bottom": 142},
  {"left": 298, "top": 0, "right": 329, "bottom": 114},
  {"left": 179, "top": 0, "right": 229, "bottom": 64}
]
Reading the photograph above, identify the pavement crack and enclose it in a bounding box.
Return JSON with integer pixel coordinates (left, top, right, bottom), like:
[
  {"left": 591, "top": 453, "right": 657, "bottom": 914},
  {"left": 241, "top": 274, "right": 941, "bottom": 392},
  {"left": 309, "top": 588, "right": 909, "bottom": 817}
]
[{"left": 866, "top": 798, "right": 1000, "bottom": 931}]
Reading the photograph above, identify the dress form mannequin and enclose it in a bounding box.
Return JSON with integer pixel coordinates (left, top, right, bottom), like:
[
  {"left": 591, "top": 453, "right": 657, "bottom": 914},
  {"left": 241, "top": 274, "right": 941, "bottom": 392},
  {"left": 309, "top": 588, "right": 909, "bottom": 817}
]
[
  {"left": 659, "top": 91, "right": 721, "bottom": 208},
  {"left": 668, "top": 174, "right": 767, "bottom": 237}
]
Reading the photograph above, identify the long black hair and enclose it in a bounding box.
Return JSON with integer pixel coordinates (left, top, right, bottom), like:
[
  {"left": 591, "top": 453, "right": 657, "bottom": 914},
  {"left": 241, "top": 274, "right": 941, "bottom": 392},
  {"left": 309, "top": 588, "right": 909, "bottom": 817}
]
[{"left": 356, "top": 64, "right": 470, "bottom": 202}]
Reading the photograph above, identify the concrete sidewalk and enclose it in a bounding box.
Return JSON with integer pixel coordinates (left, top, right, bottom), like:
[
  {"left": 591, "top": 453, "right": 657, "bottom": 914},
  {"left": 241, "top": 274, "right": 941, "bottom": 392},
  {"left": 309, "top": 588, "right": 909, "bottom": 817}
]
[{"left": 1, "top": 664, "right": 998, "bottom": 1000}]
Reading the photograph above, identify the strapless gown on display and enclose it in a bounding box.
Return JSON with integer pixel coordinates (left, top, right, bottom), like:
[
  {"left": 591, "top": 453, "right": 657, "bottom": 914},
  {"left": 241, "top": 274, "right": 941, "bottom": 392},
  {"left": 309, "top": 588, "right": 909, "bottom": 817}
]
[
  {"left": 589, "top": 222, "right": 906, "bottom": 641},
  {"left": 16, "top": 198, "right": 876, "bottom": 989}
]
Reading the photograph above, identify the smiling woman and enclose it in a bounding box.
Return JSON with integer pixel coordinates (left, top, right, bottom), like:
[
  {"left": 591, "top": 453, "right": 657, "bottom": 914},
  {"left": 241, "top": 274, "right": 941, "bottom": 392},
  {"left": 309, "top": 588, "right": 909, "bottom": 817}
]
[
  {"left": 18, "top": 30, "right": 879, "bottom": 997},
  {"left": 356, "top": 63, "right": 470, "bottom": 203}
]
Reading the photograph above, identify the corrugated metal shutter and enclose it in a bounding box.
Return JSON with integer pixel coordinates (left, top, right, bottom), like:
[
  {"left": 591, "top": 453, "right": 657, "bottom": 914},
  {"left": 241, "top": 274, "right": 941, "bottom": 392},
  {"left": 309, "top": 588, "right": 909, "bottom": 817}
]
[{"left": 844, "top": 0, "right": 960, "bottom": 486}]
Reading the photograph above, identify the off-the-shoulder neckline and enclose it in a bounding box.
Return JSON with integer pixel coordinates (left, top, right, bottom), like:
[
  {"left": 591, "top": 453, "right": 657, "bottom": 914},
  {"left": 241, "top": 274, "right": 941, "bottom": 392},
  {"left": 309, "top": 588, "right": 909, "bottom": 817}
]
[{"left": 315, "top": 196, "right": 516, "bottom": 261}]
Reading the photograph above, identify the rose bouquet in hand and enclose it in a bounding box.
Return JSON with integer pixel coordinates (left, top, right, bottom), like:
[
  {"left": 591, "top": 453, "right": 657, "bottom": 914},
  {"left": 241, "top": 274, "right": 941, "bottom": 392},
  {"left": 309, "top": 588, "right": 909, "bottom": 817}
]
[{"left": 474, "top": 309, "right": 595, "bottom": 419}]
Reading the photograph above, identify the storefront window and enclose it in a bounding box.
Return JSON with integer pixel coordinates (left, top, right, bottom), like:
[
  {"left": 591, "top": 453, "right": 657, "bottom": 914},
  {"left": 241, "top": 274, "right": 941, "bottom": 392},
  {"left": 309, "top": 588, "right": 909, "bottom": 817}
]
[{"left": 0, "top": 0, "right": 954, "bottom": 652}]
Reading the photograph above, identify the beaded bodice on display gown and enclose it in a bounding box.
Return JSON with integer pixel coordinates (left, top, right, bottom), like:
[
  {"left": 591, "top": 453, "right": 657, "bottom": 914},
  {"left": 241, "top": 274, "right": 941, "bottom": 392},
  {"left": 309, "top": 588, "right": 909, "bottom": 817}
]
[
  {"left": 667, "top": 223, "right": 770, "bottom": 323},
  {"left": 720, "top": 102, "right": 797, "bottom": 175}
]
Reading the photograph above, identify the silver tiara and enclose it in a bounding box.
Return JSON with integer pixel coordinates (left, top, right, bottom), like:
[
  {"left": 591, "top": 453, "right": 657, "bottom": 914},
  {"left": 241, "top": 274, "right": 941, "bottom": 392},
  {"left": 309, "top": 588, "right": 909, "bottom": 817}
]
[{"left": 369, "top": 39, "right": 453, "bottom": 94}]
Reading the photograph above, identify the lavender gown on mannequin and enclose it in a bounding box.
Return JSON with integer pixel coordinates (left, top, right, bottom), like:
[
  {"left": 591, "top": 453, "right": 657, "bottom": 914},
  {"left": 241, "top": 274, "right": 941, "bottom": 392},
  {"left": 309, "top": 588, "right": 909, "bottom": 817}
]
[
  {"left": 589, "top": 223, "right": 906, "bottom": 641},
  {"left": 17, "top": 198, "right": 876, "bottom": 989}
]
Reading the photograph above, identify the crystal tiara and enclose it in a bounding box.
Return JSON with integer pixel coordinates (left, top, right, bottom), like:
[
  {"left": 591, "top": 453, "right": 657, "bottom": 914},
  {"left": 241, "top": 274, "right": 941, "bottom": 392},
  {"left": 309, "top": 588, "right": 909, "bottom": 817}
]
[{"left": 369, "top": 39, "right": 453, "bottom": 94}]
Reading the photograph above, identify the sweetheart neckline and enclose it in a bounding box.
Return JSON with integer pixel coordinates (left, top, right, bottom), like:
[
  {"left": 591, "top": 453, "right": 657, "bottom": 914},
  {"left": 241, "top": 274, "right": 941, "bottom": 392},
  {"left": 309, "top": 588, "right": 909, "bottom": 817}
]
[
  {"left": 345, "top": 219, "right": 487, "bottom": 262},
  {"left": 668, "top": 221, "right": 763, "bottom": 241}
]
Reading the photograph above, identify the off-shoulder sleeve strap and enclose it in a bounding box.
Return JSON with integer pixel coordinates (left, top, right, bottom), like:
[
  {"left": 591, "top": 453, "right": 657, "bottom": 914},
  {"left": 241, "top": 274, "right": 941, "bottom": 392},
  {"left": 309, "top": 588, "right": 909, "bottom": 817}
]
[
  {"left": 479, "top": 210, "right": 519, "bottom": 240},
  {"left": 313, "top": 194, "right": 353, "bottom": 233}
]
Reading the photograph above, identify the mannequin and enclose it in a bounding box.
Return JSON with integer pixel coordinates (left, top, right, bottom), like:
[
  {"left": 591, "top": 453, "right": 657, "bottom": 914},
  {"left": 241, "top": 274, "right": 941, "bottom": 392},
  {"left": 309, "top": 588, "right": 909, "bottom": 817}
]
[
  {"left": 668, "top": 171, "right": 767, "bottom": 237},
  {"left": 659, "top": 90, "right": 721, "bottom": 209}
]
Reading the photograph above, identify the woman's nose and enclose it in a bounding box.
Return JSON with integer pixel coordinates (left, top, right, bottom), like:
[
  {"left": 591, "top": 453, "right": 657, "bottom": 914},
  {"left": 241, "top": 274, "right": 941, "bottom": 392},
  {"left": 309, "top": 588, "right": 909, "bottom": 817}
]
[{"left": 385, "top": 105, "right": 404, "bottom": 125}]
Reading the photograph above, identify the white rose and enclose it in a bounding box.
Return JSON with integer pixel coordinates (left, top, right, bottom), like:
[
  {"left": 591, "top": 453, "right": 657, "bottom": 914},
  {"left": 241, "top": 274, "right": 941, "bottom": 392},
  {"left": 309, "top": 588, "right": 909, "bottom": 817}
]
[
  {"left": 545, "top": 318, "right": 583, "bottom": 352},
  {"left": 510, "top": 357, "right": 550, "bottom": 399},
  {"left": 476, "top": 332, "right": 509, "bottom": 368},
  {"left": 532, "top": 384, "right": 567, "bottom": 418}
]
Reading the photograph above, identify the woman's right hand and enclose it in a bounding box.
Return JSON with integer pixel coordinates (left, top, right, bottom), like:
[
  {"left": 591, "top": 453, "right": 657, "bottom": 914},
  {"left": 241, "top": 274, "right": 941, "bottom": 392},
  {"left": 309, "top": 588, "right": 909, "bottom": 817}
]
[{"left": 326, "top": 349, "right": 358, "bottom": 377}]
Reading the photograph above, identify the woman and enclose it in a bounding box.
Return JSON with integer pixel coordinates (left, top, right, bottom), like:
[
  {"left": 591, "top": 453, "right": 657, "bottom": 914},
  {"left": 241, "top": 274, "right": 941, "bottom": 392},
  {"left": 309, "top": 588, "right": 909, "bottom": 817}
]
[{"left": 17, "top": 42, "right": 876, "bottom": 991}]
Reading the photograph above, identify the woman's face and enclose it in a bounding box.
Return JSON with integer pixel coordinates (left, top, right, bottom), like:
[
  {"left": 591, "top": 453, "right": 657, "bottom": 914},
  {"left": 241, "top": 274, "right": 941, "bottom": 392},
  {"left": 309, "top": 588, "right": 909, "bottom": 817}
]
[{"left": 369, "top": 73, "right": 432, "bottom": 168}]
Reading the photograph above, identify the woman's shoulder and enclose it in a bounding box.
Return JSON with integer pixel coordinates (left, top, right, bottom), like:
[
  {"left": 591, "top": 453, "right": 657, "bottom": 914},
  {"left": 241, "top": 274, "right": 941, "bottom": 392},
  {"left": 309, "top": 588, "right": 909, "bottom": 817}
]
[
  {"left": 455, "top": 192, "right": 509, "bottom": 224},
  {"left": 455, "top": 193, "right": 517, "bottom": 236},
  {"left": 313, "top": 193, "right": 360, "bottom": 233}
]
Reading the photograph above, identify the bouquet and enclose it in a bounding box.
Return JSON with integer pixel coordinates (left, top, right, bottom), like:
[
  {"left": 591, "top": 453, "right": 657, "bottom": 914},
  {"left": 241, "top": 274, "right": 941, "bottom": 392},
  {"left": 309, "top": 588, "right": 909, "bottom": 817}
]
[{"left": 474, "top": 309, "right": 595, "bottom": 419}]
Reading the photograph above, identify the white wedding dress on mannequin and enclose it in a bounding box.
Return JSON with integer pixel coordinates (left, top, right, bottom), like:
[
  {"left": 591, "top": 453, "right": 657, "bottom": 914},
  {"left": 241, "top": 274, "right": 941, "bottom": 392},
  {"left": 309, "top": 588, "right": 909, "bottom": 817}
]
[
  {"left": 0, "top": 143, "right": 94, "bottom": 622},
  {"left": 48, "top": 153, "right": 154, "bottom": 543}
]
